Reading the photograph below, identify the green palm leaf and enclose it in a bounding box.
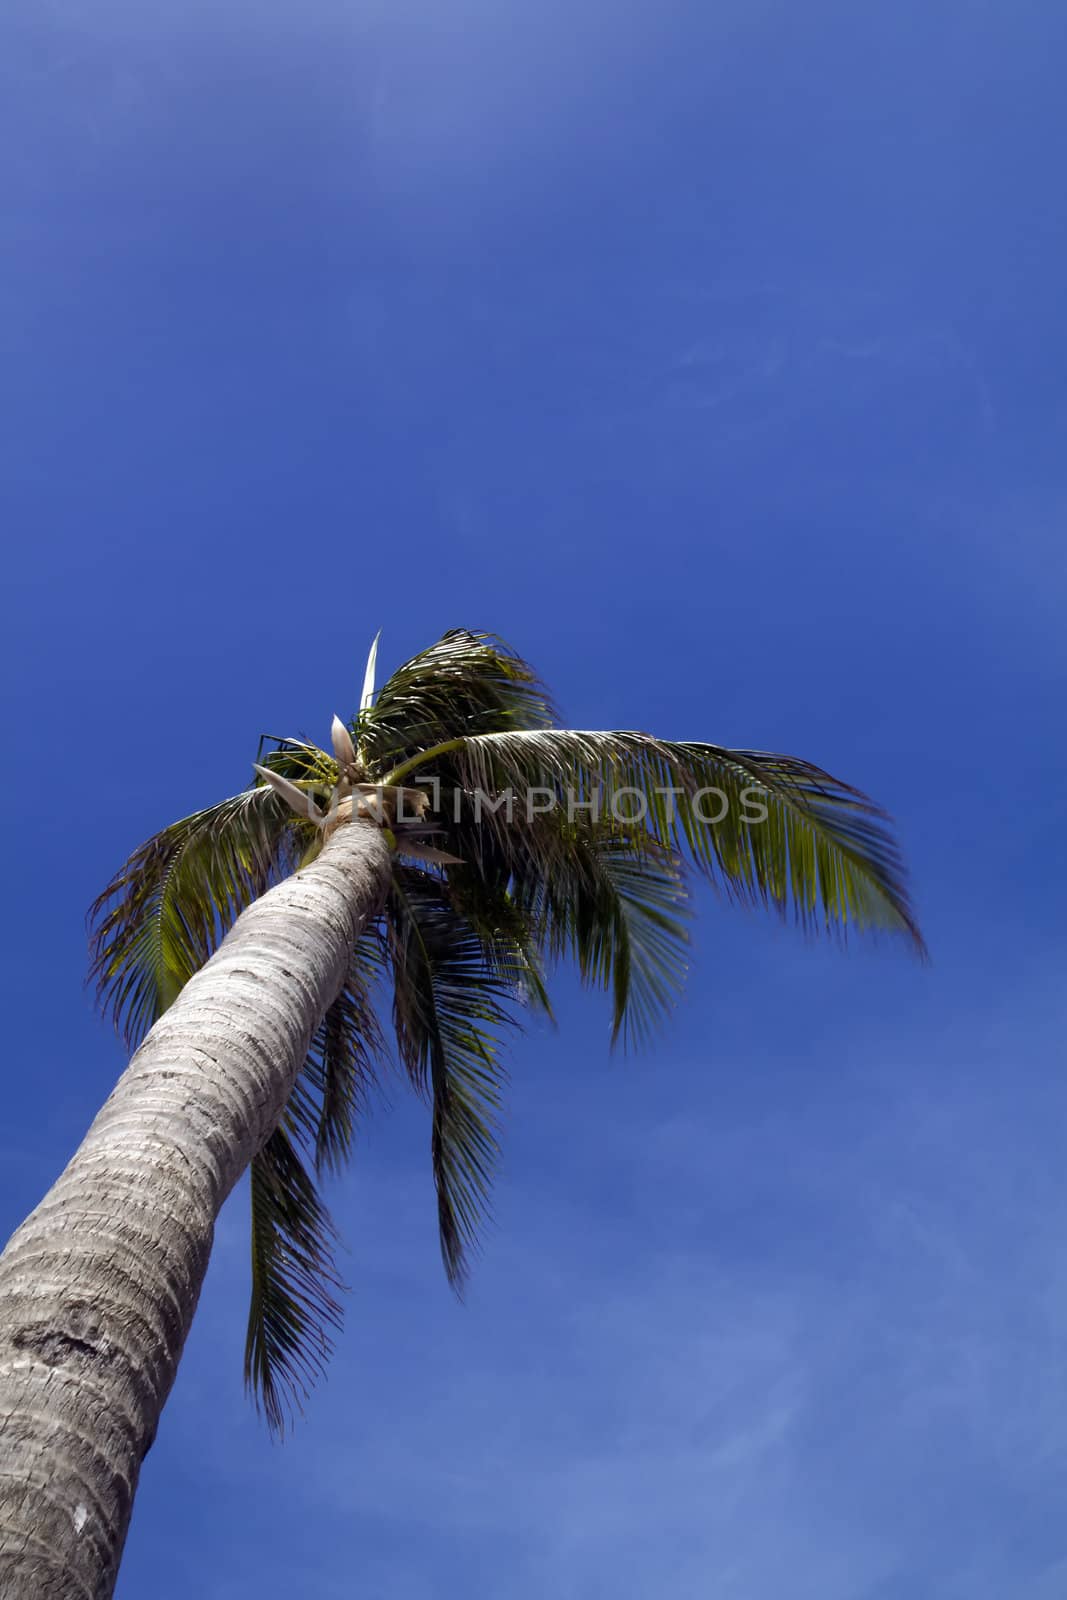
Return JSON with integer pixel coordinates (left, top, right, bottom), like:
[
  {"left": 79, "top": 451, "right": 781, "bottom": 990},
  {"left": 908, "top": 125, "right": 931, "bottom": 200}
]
[
  {"left": 360, "top": 629, "right": 555, "bottom": 776},
  {"left": 245, "top": 1123, "right": 344, "bottom": 1438},
  {"left": 386, "top": 867, "right": 520, "bottom": 1289},
  {"left": 418, "top": 728, "right": 923, "bottom": 952},
  {"left": 304, "top": 948, "right": 389, "bottom": 1177},
  {"left": 88, "top": 785, "right": 304, "bottom": 1048},
  {"left": 445, "top": 806, "right": 691, "bottom": 1048},
  {"left": 534, "top": 829, "right": 691, "bottom": 1048},
  {"left": 244, "top": 949, "right": 390, "bottom": 1435}
]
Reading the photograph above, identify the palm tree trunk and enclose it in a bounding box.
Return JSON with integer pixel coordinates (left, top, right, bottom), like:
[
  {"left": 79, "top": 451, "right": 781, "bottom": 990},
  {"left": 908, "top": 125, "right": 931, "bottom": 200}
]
[{"left": 0, "top": 816, "right": 392, "bottom": 1599}]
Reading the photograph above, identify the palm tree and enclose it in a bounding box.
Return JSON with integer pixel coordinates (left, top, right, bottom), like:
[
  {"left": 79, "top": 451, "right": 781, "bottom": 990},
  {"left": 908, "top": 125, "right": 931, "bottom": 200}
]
[{"left": 0, "top": 630, "right": 923, "bottom": 1598}]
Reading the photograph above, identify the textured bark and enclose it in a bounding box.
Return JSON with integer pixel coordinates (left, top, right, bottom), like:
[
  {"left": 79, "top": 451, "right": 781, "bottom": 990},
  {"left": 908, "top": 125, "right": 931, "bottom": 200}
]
[{"left": 0, "top": 818, "right": 392, "bottom": 1599}]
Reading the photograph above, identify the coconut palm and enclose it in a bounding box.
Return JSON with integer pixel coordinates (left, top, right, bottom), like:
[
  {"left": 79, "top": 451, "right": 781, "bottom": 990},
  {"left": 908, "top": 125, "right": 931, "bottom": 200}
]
[{"left": 0, "top": 629, "right": 923, "bottom": 1598}]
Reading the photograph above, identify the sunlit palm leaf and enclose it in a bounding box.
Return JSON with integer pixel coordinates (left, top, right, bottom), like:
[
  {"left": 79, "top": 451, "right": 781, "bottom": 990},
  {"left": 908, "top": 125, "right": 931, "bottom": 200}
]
[
  {"left": 88, "top": 786, "right": 303, "bottom": 1048},
  {"left": 433, "top": 729, "right": 923, "bottom": 951},
  {"left": 255, "top": 738, "right": 340, "bottom": 799},
  {"left": 363, "top": 630, "right": 556, "bottom": 777}
]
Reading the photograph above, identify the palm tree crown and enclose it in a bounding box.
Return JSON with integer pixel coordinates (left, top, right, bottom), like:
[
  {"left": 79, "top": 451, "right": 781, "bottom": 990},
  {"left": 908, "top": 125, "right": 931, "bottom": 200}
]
[{"left": 88, "top": 629, "right": 923, "bottom": 1433}]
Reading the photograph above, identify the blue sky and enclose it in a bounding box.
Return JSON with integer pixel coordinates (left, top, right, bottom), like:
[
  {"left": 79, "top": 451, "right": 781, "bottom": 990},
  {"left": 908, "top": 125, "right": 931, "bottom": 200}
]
[{"left": 2, "top": 0, "right": 1066, "bottom": 1594}]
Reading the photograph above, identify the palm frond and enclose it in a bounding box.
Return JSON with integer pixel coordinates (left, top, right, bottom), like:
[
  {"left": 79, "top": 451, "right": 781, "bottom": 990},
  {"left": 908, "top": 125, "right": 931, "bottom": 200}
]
[
  {"left": 534, "top": 830, "right": 691, "bottom": 1048},
  {"left": 434, "top": 729, "right": 924, "bottom": 952},
  {"left": 88, "top": 785, "right": 303, "bottom": 1048},
  {"left": 302, "top": 945, "right": 389, "bottom": 1176},
  {"left": 443, "top": 867, "right": 554, "bottom": 1019},
  {"left": 255, "top": 737, "right": 339, "bottom": 793},
  {"left": 385, "top": 867, "right": 520, "bottom": 1289},
  {"left": 362, "top": 630, "right": 556, "bottom": 778},
  {"left": 444, "top": 806, "right": 689, "bottom": 1047},
  {"left": 245, "top": 1122, "right": 344, "bottom": 1438},
  {"left": 244, "top": 938, "right": 390, "bottom": 1435}
]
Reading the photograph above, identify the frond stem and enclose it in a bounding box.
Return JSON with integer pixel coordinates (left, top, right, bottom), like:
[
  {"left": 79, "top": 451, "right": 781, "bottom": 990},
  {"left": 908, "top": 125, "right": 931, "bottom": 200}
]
[{"left": 380, "top": 738, "right": 467, "bottom": 789}]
